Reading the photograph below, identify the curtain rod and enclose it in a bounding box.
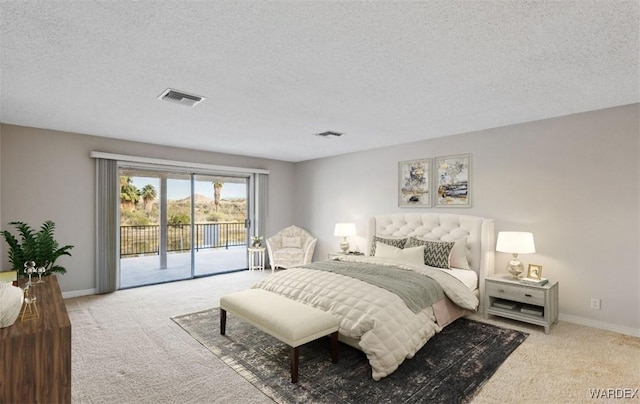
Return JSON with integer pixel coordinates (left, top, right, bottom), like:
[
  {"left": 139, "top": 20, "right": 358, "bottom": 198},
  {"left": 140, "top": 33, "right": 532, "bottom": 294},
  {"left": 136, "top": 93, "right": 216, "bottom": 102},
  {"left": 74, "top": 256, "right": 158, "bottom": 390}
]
[{"left": 90, "top": 151, "right": 269, "bottom": 175}]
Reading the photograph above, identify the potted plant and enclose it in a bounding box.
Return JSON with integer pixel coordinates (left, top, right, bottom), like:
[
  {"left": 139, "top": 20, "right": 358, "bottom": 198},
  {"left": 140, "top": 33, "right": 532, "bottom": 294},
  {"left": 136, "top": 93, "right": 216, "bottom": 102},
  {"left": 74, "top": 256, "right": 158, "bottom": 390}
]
[
  {"left": 1, "top": 220, "right": 74, "bottom": 277},
  {"left": 251, "top": 236, "right": 263, "bottom": 248}
]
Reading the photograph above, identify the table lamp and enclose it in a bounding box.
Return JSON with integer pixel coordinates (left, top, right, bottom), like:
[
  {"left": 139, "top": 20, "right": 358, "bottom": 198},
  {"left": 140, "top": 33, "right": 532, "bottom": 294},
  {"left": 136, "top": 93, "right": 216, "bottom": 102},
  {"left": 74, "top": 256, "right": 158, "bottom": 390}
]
[
  {"left": 334, "top": 223, "right": 356, "bottom": 254},
  {"left": 496, "top": 231, "right": 536, "bottom": 279}
]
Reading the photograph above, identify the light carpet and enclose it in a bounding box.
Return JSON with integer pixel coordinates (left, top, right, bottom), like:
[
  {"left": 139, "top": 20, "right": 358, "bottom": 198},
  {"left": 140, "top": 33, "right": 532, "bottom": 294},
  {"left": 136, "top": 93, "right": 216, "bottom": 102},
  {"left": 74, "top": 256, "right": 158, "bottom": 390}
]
[{"left": 66, "top": 270, "right": 640, "bottom": 403}]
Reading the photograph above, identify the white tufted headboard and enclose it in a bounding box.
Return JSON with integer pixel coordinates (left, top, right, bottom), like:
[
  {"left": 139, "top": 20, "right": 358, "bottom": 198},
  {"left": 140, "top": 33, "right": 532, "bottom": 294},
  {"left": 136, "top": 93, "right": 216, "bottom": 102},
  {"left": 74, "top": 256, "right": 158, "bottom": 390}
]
[{"left": 367, "top": 213, "right": 495, "bottom": 312}]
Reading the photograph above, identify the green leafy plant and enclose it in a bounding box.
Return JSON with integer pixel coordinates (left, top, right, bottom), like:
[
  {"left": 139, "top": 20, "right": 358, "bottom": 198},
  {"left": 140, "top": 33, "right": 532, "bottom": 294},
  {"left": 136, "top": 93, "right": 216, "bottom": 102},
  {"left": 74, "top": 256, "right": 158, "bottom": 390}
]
[
  {"left": 1, "top": 220, "right": 74, "bottom": 277},
  {"left": 168, "top": 213, "right": 190, "bottom": 225},
  {"left": 251, "top": 236, "right": 263, "bottom": 247}
]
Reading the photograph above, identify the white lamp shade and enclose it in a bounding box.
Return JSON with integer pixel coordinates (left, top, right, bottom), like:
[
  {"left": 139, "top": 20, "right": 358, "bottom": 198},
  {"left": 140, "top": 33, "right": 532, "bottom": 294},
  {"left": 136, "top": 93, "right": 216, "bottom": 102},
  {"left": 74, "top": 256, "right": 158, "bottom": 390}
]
[
  {"left": 496, "top": 232, "right": 536, "bottom": 254},
  {"left": 334, "top": 223, "right": 356, "bottom": 237}
]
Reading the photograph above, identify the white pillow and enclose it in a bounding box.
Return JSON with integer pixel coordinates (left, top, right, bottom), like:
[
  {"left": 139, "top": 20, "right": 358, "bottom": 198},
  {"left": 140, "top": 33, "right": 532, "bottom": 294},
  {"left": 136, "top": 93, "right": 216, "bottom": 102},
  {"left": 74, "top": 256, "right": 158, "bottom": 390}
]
[
  {"left": 449, "top": 238, "right": 470, "bottom": 270},
  {"left": 281, "top": 236, "right": 301, "bottom": 248},
  {"left": 370, "top": 236, "right": 407, "bottom": 256},
  {"left": 374, "top": 242, "right": 425, "bottom": 266}
]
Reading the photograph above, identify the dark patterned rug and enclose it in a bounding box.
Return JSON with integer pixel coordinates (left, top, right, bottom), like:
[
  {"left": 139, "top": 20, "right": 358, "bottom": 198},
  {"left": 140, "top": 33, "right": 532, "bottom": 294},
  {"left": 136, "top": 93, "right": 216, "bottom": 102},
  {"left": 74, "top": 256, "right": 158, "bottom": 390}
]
[{"left": 172, "top": 308, "right": 527, "bottom": 404}]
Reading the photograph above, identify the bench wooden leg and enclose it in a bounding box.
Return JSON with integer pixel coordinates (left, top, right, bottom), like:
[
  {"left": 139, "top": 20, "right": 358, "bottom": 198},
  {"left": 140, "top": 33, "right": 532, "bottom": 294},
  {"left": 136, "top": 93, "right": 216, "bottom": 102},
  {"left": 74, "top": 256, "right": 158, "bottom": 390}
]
[
  {"left": 291, "top": 346, "right": 299, "bottom": 383},
  {"left": 330, "top": 331, "right": 339, "bottom": 364},
  {"left": 220, "top": 309, "right": 227, "bottom": 335}
]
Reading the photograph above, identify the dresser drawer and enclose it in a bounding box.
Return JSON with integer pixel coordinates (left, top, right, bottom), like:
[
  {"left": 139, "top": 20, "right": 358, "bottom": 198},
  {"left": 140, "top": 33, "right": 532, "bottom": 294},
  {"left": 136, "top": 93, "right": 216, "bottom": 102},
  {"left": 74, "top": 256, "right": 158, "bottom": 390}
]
[{"left": 487, "top": 282, "right": 544, "bottom": 305}]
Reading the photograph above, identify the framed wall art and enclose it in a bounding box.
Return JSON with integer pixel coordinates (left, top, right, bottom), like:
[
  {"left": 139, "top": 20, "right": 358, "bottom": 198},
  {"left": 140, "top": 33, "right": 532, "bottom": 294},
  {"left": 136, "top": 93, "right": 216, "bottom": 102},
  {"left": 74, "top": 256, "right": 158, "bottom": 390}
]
[
  {"left": 436, "top": 153, "right": 471, "bottom": 207},
  {"left": 398, "top": 158, "right": 431, "bottom": 208}
]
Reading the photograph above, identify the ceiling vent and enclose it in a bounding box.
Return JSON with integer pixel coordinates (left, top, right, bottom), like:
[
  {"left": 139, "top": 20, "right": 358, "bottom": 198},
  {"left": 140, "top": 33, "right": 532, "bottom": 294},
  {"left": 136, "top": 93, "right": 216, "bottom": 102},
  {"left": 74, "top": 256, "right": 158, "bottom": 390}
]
[
  {"left": 158, "top": 88, "right": 206, "bottom": 107},
  {"left": 314, "top": 131, "right": 343, "bottom": 138}
]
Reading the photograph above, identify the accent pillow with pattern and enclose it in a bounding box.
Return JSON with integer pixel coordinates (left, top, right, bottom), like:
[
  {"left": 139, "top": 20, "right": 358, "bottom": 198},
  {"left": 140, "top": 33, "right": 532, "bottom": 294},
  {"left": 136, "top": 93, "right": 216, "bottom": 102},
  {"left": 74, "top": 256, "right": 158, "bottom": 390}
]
[
  {"left": 405, "top": 237, "right": 455, "bottom": 269},
  {"left": 409, "top": 236, "right": 470, "bottom": 270},
  {"left": 370, "top": 236, "right": 407, "bottom": 256}
]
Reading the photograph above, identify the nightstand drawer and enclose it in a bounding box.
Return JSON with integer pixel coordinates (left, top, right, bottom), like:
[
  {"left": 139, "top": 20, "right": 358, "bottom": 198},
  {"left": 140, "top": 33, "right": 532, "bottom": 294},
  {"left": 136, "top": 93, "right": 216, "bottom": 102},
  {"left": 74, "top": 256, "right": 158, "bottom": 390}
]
[{"left": 487, "top": 282, "right": 544, "bottom": 305}]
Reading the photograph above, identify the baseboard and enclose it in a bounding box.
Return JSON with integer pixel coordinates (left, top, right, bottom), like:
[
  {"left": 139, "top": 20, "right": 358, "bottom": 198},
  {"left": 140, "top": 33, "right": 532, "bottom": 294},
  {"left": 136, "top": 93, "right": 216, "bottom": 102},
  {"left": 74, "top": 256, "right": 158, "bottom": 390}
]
[
  {"left": 559, "top": 313, "right": 640, "bottom": 338},
  {"left": 62, "top": 288, "right": 96, "bottom": 299}
]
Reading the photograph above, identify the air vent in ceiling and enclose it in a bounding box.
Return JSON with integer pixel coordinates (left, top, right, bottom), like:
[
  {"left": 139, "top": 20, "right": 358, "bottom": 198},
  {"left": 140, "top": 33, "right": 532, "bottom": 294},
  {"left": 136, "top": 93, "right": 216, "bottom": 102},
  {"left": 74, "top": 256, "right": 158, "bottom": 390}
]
[
  {"left": 314, "top": 131, "right": 343, "bottom": 138},
  {"left": 158, "top": 88, "right": 206, "bottom": 107}
]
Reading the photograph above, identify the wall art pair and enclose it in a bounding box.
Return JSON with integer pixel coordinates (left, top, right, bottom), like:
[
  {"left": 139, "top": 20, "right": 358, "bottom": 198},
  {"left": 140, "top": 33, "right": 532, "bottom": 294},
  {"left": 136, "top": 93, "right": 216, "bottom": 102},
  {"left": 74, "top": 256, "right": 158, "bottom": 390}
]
[{"left": 398, "top": 153, "right": 471, "bottom": 208}]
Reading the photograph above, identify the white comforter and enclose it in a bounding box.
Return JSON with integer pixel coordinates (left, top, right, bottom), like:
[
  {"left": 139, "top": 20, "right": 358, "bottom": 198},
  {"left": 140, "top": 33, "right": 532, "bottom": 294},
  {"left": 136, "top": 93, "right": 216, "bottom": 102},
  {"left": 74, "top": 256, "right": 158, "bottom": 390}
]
[{"left": 252, "top": 255, "right": 478, "bottom": 380}]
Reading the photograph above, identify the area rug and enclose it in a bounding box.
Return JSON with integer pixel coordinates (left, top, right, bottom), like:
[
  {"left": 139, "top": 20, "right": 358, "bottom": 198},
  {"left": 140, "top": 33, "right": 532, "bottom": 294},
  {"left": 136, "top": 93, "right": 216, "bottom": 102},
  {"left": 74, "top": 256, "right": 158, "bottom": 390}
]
[{"left": 172, "top": 308, "right": 528, "bottom": 404}]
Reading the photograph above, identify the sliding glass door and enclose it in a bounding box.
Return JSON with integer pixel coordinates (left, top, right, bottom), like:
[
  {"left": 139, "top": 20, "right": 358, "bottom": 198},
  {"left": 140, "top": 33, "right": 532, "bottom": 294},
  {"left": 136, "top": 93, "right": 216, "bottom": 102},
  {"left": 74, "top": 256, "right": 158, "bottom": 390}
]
[
  {"left": 193, "top": 174, "right": 248, "bottom": 276},
  {"left": 118, "top": 168, "right": 249, "bottom": 289}
]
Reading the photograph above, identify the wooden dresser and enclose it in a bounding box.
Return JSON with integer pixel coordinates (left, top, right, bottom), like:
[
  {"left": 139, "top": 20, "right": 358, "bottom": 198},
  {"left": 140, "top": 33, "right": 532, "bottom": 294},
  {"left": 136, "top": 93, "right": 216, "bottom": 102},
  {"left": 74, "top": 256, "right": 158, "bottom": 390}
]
[{"left": 0, "top": 275, "right": 72, "bottom": 403}]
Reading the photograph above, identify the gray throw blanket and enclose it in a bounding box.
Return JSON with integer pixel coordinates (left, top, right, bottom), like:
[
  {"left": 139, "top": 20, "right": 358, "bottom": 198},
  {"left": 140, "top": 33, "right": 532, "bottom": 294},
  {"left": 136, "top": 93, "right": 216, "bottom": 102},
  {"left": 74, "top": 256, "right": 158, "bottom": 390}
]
[{"left": 299, "top": 260, "right": 444, "bottom": 313}]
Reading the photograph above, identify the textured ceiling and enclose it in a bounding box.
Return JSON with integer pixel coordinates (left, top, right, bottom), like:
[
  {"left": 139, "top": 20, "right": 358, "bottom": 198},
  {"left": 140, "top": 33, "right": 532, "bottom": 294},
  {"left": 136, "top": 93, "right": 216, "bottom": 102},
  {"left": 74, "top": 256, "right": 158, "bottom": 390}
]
[{"left": 1, "top": 1, "right": 638, "bottom": 162}]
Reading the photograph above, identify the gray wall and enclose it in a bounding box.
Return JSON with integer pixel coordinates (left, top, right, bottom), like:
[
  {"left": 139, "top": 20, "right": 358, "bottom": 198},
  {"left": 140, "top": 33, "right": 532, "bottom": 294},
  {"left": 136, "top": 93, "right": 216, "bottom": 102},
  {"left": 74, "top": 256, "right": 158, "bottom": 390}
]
[
  {"left": 294, "top": 104, "right": 640, "bottom": 335},
  {"left": 0, "top": 125, "right": 296, "bottom": 294}
]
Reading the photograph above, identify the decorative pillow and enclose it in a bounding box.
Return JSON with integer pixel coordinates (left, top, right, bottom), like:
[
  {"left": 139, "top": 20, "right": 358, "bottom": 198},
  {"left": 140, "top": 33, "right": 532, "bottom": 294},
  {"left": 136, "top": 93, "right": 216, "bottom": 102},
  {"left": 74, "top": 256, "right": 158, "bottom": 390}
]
[
  {"left": 449, "top": 238, "right": 470, "bottom": 270},
  {"left": 374, "top": 243, "right": 425, "bottom": 267},
  {"left": 405, "top": 237, "right": 455, "bottom": 269},
  {"left": 370, "top": 236, "right": 407, "bottom": 256},
  {"left": 409, "top": 237, "right": 470, "bottom": 270},
  {"left": 281, "top": 236, "right": 302, "bottom": 248}
]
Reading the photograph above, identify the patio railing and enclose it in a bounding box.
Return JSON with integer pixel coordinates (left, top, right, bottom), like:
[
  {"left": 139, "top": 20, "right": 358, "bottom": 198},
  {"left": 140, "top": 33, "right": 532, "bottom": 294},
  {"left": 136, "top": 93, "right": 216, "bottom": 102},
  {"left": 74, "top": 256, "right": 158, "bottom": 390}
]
[{"left": 120, "top": 222, "right": 247, "bottom": 257}]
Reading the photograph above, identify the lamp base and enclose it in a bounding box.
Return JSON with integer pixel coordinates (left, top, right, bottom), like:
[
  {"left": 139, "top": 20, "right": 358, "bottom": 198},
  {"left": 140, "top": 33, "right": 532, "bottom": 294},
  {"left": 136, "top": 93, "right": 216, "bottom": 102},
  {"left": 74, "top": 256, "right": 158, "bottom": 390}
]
[
  {"left": 339, "top": 239, "right": 350, "bottom": 254},
  {"left": 506, "top": 254, "right": 524, "bottom": 279}
]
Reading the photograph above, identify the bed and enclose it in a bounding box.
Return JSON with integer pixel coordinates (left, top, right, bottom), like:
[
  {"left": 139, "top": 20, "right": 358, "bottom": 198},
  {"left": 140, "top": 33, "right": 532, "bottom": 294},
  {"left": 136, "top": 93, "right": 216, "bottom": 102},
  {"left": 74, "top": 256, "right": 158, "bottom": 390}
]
[{"left": 252, "top": 213, "right": 495, "bottom": 380}]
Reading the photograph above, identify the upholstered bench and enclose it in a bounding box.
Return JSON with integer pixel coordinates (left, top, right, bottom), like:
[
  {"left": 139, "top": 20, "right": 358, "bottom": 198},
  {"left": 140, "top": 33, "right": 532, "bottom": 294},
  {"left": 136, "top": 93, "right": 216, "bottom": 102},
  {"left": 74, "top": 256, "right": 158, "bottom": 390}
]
[{"left": 219, "top": 288, "right": 340, "bottom": 383}]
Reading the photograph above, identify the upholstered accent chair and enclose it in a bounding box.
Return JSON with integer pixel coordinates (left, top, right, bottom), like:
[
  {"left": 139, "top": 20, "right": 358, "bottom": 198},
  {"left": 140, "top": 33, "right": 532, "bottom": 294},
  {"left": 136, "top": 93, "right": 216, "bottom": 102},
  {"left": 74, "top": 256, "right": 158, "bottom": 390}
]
[{"left": 266, "top": 225, "right": 317, "bottom": 270}]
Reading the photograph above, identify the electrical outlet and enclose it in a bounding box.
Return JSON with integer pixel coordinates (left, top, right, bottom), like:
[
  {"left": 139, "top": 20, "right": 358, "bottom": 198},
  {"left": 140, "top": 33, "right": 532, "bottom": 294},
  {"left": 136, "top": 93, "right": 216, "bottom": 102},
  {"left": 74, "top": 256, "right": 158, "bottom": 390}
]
[{"left": 590, "top": 298, "right": 601, "bottom": 310}]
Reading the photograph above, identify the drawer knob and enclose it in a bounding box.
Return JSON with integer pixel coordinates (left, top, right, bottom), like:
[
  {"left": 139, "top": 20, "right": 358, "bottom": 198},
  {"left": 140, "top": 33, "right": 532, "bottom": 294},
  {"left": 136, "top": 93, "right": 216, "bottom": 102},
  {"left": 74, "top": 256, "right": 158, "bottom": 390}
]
[
  {"left": 525, "top": 293, "right": 532, "bottom": 297},
  {"left": 498, "top": 289, "right": 505, "bottom": 293}
]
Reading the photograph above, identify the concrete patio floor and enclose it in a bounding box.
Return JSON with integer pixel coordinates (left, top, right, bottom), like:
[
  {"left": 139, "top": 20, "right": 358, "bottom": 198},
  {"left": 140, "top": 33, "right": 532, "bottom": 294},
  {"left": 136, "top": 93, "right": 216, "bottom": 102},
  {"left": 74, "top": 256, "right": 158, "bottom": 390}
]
[{"left": 119, "top": 246, "right": 262, "bottom": 289}]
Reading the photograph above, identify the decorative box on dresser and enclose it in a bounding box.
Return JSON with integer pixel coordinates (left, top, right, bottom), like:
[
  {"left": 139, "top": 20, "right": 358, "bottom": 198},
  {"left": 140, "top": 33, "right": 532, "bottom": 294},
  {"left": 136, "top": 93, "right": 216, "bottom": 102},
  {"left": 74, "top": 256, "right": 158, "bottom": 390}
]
[
  {"left": 484, "top": 274, "right": 559, "bottom": 334},
  {"left": 0, "top": 275, "right": 72, "bottom": 403}
]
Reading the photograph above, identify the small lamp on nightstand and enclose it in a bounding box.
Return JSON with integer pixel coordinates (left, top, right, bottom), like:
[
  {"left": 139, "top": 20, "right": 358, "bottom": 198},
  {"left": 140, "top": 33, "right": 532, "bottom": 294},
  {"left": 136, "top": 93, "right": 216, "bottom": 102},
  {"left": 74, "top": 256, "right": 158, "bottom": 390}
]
[
  {"left": 334, "top": 223, "right": 356, "bottom": 254},
  {"left": 496, "top": 231, "right": 536, "bottom": 279}
]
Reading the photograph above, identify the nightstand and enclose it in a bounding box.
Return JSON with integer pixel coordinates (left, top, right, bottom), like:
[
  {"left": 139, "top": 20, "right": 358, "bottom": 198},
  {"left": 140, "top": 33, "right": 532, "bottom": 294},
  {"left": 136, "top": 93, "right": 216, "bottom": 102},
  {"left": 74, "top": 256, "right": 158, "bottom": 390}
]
[{"left": 484, "top": 274, "right": 559, "bottom": 334}]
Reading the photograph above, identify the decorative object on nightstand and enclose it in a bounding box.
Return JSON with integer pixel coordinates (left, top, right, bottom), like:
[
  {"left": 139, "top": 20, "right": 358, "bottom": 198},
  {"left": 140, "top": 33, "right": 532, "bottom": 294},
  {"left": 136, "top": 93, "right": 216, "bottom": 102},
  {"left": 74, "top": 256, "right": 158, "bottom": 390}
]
[
  {"left": 521, "top": 264, "right": 548, "bottom": 285},
  {"left": 334, "top": 223, "right": 356, "bottom": 254},
  {"left": 526, "top": 264, "right": 542, "bottom": 279},
  {"left": 496, "top": 231, "right": 536, "bottom": 279},
  {"left": 520, "top": 277, "right": 548, "bottom": 286}
]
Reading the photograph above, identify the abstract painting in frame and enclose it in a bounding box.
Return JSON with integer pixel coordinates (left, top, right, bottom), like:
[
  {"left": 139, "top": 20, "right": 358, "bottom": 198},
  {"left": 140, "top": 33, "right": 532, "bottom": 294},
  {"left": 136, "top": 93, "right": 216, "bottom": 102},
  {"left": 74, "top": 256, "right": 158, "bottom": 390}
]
[
  {"left": 399, "top": 158, "right": 431, "bottom": 208},
  {"left": 436, "top": 153, "right": 471, "bottom": 207}
]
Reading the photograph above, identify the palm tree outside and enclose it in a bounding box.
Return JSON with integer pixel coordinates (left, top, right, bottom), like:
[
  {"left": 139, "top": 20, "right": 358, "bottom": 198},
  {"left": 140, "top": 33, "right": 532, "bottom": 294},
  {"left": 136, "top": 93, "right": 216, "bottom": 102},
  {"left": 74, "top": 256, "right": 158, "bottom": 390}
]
[
  {"left": 141, "top": 184, "right": 157, "bottom": 212},
  {"left": 120, "top": 176, "right": 140, "bottom": 210},
  {"left": 213, "top": 182, "right": 223, "bottom": 211}
]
